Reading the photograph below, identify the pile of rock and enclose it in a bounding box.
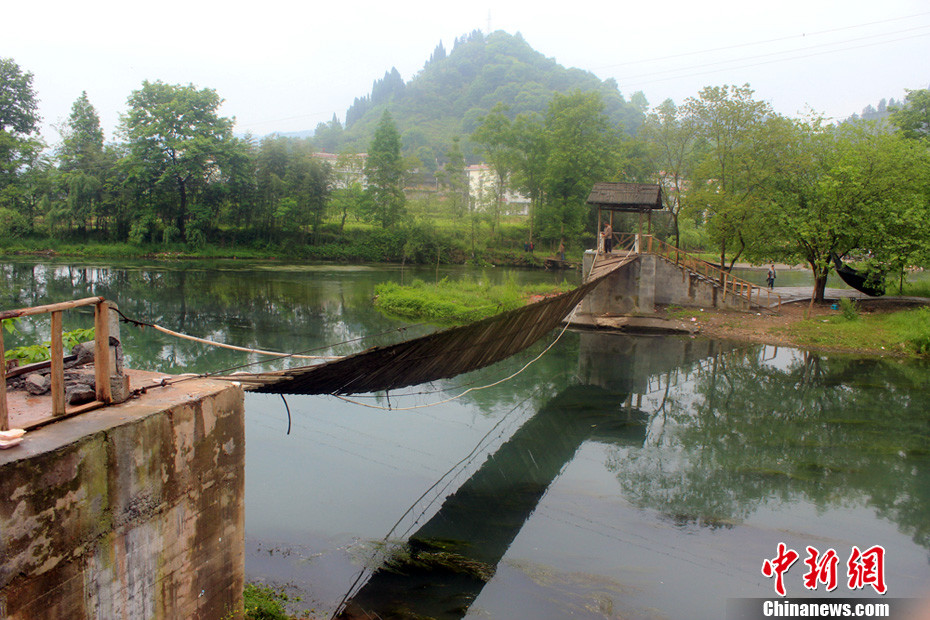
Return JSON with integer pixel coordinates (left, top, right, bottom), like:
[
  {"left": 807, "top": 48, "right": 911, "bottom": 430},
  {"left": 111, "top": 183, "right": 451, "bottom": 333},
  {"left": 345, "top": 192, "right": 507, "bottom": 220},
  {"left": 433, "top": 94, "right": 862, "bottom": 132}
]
[{"left": 10, "top": 340, "right": 125, "bottom": 405}]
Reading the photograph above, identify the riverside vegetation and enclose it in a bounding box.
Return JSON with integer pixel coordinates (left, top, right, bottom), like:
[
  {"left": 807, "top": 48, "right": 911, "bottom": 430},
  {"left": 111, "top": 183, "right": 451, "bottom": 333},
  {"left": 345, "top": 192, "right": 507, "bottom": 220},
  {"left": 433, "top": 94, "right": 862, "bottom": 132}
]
[{"left": 373, "top": 276, "right": 573, "bottom": 324}]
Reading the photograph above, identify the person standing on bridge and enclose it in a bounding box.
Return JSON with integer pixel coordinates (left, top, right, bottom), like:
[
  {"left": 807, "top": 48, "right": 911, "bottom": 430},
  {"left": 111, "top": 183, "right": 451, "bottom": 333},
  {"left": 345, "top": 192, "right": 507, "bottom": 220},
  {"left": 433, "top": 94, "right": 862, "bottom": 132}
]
[
  {"left": 602, "top": 222, "right": 613, "bottom": 254},
  {"left": 767, "top": 265, "right": 776, "bottom": 289}
]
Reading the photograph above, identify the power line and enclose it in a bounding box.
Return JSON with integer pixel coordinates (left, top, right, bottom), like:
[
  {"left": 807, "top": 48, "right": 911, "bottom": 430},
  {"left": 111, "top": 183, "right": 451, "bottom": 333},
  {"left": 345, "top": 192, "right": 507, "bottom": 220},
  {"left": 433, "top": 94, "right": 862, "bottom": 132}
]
[
  {"left": 618, "top": 25, "right": 930, "bottom": 83},
  {"left": 618, "top": 30, "right": 930, "bottom": 91},
  {"left": 594, "top": 11, "right": 930, "bottom": 72}
]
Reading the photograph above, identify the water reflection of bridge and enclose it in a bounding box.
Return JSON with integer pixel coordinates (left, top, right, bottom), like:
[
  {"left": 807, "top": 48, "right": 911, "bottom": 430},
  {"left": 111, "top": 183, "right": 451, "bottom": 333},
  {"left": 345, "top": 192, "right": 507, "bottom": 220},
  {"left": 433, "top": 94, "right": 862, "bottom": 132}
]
[{"left": 337, "top": 333, "right": 731, "bottom": 620}]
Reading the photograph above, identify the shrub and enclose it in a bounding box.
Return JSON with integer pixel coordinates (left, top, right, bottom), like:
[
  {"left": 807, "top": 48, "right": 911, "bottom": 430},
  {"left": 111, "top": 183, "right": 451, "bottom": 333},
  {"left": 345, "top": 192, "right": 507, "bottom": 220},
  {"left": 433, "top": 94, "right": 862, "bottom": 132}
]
[
  {"left": 243, "top": 584, "right": 290, "bottom": 620},
  {"left": 838, "top": 297, "right": 858, "bottom": 320}
]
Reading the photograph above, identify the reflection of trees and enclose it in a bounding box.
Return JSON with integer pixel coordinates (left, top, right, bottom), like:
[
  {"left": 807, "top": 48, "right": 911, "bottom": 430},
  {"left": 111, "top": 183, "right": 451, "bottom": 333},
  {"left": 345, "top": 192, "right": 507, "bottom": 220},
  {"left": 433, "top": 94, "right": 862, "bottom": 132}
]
[
  {"left": 609, "top": 345, "right": 930, "bottom": 550},
  {"left": 0, "top": 261, "right": 421, "bottom": 374}
]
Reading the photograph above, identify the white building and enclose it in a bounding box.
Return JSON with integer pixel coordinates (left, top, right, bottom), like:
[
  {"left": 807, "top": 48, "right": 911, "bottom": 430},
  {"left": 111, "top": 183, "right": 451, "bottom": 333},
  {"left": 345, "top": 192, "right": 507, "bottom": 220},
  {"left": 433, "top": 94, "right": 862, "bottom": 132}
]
[
  {"left": 312, "top": 152, "right": 368, "bottom": 190},
  {"left": 466, "top": 164, "right": 530, "bottom": 215}
]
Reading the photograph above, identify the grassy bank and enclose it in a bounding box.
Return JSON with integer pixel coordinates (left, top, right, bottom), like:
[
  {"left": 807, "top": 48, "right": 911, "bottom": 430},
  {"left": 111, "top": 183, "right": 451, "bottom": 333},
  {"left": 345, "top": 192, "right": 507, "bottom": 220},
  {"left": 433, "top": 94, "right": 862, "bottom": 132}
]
[
  {"left": 0, "top": 233, "right": 559, "bottom": 268},
  {"left": 781, "top": 305, "right": 930, "bottom": 356},
  {"left": 374, "top": 277, "right": 573, "bottom": 325}
]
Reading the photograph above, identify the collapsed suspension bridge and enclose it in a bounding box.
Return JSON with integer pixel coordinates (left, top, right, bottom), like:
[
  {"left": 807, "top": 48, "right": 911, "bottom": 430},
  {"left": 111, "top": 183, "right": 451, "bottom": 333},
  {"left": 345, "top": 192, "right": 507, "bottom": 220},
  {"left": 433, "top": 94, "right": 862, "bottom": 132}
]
[{"left": 133, "top": 254, "right": 636, "bottom": 398}]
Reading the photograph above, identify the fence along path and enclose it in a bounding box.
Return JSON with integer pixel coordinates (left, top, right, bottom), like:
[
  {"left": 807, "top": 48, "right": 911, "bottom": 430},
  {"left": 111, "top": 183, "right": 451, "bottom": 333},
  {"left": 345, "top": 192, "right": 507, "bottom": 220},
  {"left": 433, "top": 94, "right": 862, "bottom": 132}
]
[{"left": 607, "top": 233, "right": 782, "bottom": 308}]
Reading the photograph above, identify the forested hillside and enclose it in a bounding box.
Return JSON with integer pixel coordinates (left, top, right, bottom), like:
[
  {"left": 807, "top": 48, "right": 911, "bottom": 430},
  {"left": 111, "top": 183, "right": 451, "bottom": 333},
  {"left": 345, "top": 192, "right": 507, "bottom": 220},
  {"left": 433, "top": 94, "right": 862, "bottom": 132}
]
[{"left": 312, "top": 30, "right": 647, "bottom": 163}]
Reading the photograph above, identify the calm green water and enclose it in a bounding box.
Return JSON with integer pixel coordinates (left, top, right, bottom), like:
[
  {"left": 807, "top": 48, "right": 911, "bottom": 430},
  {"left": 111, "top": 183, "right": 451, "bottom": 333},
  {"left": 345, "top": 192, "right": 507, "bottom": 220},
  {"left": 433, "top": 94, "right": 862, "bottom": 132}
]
[{"left": 2, "top": 260, "right": 929, "bottom": 619}]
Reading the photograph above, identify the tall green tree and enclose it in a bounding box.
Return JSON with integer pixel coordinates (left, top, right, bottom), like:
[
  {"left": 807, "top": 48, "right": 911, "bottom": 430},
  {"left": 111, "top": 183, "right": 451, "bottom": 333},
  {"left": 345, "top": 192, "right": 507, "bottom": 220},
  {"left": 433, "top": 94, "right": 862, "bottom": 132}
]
[
  {"left": 56, "top": 91, "right": 106, "bottom": 235},
  {"left": 760, "top": 119, "right": 930, "bottom": 301},
  {"left": 509, "top": 112, "right": 547, "bottom": 246},
  {"left": 640, "top": 98, "right": 699, "bottom": 247},
  {"left": 439, "top": 136, "right": 468, "bottom": 220},
  {"left": 542, "top": 90, "right": 620, "bottom": 239},
  {"left": 121, "top": 80, "right": 239, "bottom": 242},
  {"left": 683, "top": 84, "right": 783, "bottom": 268},
  {"left": 889, "top": 89, "right": 930, "bottom": 141},
  {"left": 472, "top": 103, "right": 518, "bottom": 234},
  {"left": 0, "top": 57, "right": 43, "bottom": 223},
  {"left": 364, "top": 111, "right": 406, "bottom": 228}
]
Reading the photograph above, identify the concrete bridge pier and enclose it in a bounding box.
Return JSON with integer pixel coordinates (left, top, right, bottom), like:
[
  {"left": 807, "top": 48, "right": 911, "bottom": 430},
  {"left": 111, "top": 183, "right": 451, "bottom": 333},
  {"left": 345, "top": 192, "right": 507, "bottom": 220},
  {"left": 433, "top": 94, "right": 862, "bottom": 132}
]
[{"left": 0, "top": 377, "right": 246, "bottom": 619}]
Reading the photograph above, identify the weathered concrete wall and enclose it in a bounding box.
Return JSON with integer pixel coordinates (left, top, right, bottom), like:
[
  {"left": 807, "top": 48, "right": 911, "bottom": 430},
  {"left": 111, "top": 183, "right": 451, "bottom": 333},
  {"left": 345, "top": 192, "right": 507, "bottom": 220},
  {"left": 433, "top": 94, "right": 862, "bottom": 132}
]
[
  {"left": 0, "top": 378, "right": 245, "bottom": 620},
  {"left": 578, "top": 252, "right": 752, "bottom": 318},
  {"left": 580, "top": 252, "right": 654, "bottom": 315}
]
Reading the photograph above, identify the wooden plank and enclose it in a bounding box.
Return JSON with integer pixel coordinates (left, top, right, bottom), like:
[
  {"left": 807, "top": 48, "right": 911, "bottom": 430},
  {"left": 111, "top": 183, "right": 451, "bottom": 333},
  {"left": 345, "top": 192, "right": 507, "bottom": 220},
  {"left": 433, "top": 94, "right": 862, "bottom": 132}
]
[
  {"left": 21, "top": 401, "right": 106, "bottom": 431},
  {"left": 0, "top": 296, "right": 104, "bottom": 321},
  {"left": 51, "top": 311, "right": 65, "bottom": 416},
  {"left": 94, "top": 301, "right": 112, "bottom": 403}
]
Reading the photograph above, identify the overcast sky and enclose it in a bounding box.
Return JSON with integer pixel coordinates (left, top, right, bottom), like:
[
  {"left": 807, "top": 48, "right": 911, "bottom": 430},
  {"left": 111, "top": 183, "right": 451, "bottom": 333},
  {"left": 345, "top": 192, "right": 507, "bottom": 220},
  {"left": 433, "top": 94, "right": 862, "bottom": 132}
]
[{"left": 7, "top": 0, "right": 929, "bottom": 143}]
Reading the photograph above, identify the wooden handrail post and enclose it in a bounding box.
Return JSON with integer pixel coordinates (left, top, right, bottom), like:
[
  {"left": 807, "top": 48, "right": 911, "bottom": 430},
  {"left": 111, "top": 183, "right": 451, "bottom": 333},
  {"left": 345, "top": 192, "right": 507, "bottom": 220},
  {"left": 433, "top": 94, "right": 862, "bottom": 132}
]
[
  {"left": 51, "top": 311, "right": 65, "bottom": 416},
  {"left": 94, "top": 301, "right": 112, "bottom": 404},
  {"left": 0, "top": 329, "right": 7, "bottom": 431}
]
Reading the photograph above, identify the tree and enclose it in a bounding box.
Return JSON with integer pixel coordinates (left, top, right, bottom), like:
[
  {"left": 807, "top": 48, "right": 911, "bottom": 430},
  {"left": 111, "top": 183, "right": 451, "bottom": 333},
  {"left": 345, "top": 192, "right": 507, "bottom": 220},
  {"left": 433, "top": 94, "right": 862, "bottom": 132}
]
[
  {"left": 472, "top": 103, "right": 518, "bottom": 234},
  {"left": 683, "top": 84, "right": 783, "bottom": 268},
  {"left": 889, "top": 89, "right": 930, "bottom": 141},
  {"left": 760, "top": 119, "right": 930, "bottom": 302},
  {"left": 508, "top": 112, "right": 548, "bottom": 246},
  {"left": 121, "top": 80, "right": 238, "bottom": 242},
  {"left": 280, "top": 150, "right": 331, "bottom": 243},
  {"left": 640, "top": 98, "right": 699, "bottom": 247},
  {"left": 56, "top": 92, "right": 106, "bottom": 235},
  {"left": 0, "top": 58, "right": 39, "bottom": 137},
  {"left": 364, "top": 111, "right": 406, "bottom": 228},
  {"left": 438, "top": 136, "right": 468, "bottom": 220},
  {"left": 542, "top": 90, "right": 620, "bottom": 240},
  {"left": 0, "top": 57, "right": 42, "bottom": 216}
]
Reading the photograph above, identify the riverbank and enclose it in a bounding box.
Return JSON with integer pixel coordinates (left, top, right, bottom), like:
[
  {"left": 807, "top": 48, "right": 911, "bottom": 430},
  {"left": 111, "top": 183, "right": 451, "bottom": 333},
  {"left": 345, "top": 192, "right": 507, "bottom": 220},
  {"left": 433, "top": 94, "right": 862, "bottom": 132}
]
[{"left": 661, "top": 297, "right": 930, "bottom": 358}]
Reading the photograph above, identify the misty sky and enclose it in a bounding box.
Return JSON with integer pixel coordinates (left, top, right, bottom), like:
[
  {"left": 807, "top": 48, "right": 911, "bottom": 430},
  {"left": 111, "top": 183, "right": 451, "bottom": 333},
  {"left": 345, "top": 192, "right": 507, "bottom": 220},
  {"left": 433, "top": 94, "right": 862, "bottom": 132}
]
[{"left": 7, "top": 0, "right": 929, "bottom": 143}]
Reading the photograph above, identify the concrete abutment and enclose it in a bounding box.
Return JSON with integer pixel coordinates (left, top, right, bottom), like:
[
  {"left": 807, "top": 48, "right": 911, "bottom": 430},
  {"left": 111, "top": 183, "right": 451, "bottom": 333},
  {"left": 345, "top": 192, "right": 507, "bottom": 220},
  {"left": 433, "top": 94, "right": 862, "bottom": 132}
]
[{"left": 0, "top": 377, "right": 245, "bottom": 620}]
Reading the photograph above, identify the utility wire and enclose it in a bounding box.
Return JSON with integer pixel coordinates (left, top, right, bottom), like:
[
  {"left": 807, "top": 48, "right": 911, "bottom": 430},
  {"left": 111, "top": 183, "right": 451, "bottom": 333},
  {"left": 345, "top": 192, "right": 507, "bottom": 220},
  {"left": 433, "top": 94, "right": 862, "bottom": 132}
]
[{"left": 594, "top": 12, "right": 930, "bottom": 71}]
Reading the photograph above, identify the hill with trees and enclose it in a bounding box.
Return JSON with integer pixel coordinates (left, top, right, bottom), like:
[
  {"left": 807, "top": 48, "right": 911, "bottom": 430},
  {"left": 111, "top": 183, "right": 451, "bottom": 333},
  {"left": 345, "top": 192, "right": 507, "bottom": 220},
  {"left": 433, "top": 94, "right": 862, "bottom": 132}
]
[{"left": 311, "top": 30, "right": 647, "bottom": 164}]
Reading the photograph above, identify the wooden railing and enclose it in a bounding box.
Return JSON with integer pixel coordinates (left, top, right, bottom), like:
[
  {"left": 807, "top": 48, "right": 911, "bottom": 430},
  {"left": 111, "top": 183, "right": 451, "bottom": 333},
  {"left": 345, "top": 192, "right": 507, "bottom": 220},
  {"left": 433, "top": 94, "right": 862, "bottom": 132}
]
[
  {"left": 0, "top": 297, "right": 112, "bottom": 431},
  {"left": 603, "top": 233, "right": 782, "bottom": 308}
]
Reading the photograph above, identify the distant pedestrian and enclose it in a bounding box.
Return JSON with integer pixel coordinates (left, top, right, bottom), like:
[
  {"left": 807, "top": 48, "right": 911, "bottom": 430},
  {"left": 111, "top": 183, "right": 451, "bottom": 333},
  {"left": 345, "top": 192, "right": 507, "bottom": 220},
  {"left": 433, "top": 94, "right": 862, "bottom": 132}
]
[
  {"left": 603, "top": 222, "right": 613, "bottom": 254},
  {"left": 559, "top": 239, "right": 565, "bottom": 262},
  {"left": 767, "top": 265, "right": 776, "bottom": 289}
]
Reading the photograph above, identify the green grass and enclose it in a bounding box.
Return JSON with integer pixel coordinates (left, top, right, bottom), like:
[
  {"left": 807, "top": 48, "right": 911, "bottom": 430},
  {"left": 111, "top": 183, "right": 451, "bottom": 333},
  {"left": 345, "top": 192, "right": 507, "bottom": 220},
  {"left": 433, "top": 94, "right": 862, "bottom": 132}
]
[
  {"left": 373, "top": 277, "right": 573, "bottom": 325},
  {"left": 242, "top": 584, "right": 291, "bottom": 620},
  {"left": 901, "top": 279, "right": 930, "bottom": 299},
  {"left": 781, "top": 306, "right": 930, "bottom": 356}
]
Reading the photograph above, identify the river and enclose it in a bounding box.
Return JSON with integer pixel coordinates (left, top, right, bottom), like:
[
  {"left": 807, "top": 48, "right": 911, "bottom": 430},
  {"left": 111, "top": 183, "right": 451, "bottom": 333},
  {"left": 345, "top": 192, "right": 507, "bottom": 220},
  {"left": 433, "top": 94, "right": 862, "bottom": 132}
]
[{"left": 2, "top": 259, "right": 929, "bottom": 619}]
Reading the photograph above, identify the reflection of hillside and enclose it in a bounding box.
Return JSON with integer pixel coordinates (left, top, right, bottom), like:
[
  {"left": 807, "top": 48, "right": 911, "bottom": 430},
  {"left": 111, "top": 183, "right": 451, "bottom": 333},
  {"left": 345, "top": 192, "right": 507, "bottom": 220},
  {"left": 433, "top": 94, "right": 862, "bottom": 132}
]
[{"left": 605, "top": 343, "right": 930, "bottom": 553}]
